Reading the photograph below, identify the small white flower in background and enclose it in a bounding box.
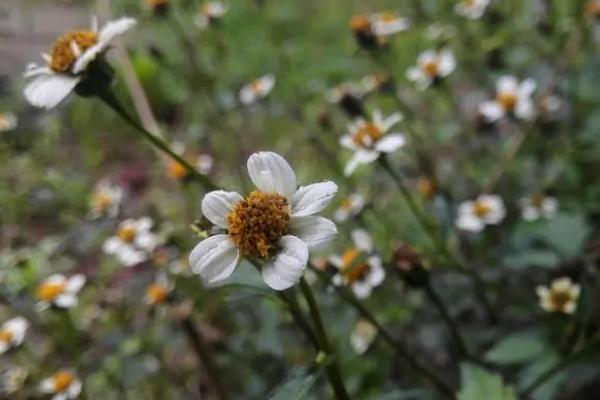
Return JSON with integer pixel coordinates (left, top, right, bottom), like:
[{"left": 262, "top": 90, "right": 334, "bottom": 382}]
[
  {"left": 144, "top": 274, "right": 172, "bottom": 306},
  {"left": 325, "top": 82, "right": 364, "bottom": 104},
  {"left": 456, "top": 194, "right": 506, "bottom": 232},
  {"left": 0, "top": 112, "right": 17, "bottom": 132},
  {"left": 190, "top": 151, "right": 338, "bottom": 290},
  {"left": 89, "top": 180, "right": 124, "bottom": 218},
  {"left": 333, "top": 193, "right": 364, "bottom": 222},
  {"left": 239, "top": 74, "right": 276, "bottom": 105},
  {"left": 479, "top": 76, "right": 537, "bottom": 122},
  {"left": 455, "top": 0, "right": 490, "bottom": 19},
  {"left": 350, "top": 319, "right": 378, "bottom": 355},
  {"left": 369, "top": 12, "right": 410, "bottom": 36},
  {"left": 23, "top": 17, "right": 136, "bottom": 109},
  {"left": 40, "top": 370, "right": 82, "bottom": 400},
  {"left": 520, "top": 194, "right": 558, "bottom": 221},
  {"left": 536, "top": 277, "right": 580, "bottom": 314},
  {"left": 36, "top": 274, "right": 86, "bottom": 310},
  {"left": 0, "top": 317, "right": 28, "bottom": 354},
  {"left": 103, "top": 217, "right": 161, "bottom": 267},
  {"left": 197, "top": 153, "right": 214, "bottom": 175},
  {"left": 359, "top": 73, "right": 390, "bottom": 95},
  {"left": 330, "top": 229, "right": 385, "bottom": 299},
  {"left": 2, "top": 367, "right": 28, "bottom": 394},
  {"left": 406, "top": 48, "right": 456, "bottom": 90},
  {"left": 340, "top": 110, "right": 405, "bottom": 176},
  {"left": 195, "top": 2, "right": 228, "bottom": 29}
]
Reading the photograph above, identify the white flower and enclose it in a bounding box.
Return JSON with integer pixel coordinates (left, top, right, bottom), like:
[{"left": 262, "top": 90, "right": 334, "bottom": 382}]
[
  {"left": 36, "top": 274, "right": 86, "bottom": 310},
  {"left": 190, "top": 151, "right": 338, "bottom": 291},
  {"left": 520, "top": 194, "right": 558, "bottom": 221},
  {"left": 195, "top": 2, "right": 228, "bottom": 29},
  {"left": 325, "top": 82, "right": 364, "bottom": 104},
  {"left": 103, "top": 217, "right": 161, "bottom": 267},
  {"left": 197, "top": 154, "right": 214, "bottom": 175},
  {"left": 89, "top": 180, "right": 124, "bottom": 218},
  {"left": 239, "top": 74, "right": 276, "bottom": 105},
  {"left": 40, "top": 370, "right": 82, "bottom": 400},
  {"left": 23, "top": 17, "right": 136, "bottom": 109},
  {"left": 0, "top": 112, "right": 17, "bottom": 132},
  {"left": 370, "top": 12, "right": 410, "bottom": 36},
  {"left": 536, "top": 277, "right": 580, "bottom": 314},
  {"left": 333, "top": 193, "right": 364, "bottom": 222},
  {"left": 330, "top": 229, "right": 385, "bottom": 299},
  {"left": 406, "top": 48, "right": 456, "bottom": 90},
  {"left": 340, "top": 110, "right": 405, "bottom": 176},
  {"left": 456, "top": 194, "right": 506, "bottom": 232},
  {"left": 455, "top": 0, "right": 490, "bottom": 19},
  {"left": 479, "top": 76, "right": 537, "bottom": 122},
  {"left": 0, "top": 317, "right": 29, "bottom": 354},
  {"left": 350, "top": 319, "right": 378, "bottom": 355},
  {"left": 144, "top": 274, "right": 173, "bottom": 305}
]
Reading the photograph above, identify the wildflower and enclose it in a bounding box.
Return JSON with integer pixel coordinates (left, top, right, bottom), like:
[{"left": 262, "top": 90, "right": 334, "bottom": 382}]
[
  {"left": 370, "top": 12, "right": 410, "bottom": 36},
  {"left": 349, "top": 15, "right": 382, "bottom": 51},
  {"left": 190, "top": 151, "right": 338, "bottom": 290},
  {"left": 23, "top": 17, "right": 136, "bottom": 109},
  {"left": 340, "top": 110, "right": 405, "bottom": 176},
  {"left": 331, "top": 229, "right": 385, "bottom": 299},
  {"left": 520, "top": 194, "right": 558, "bottom": 221},
  {"left": 144, "top": 275, "right": 172, "bottom": 305},
  {"left": 166, "top": 142, "right": 213, "bottom": 180},
  {"left": 239, "top": 74, "right": 276, "bottom": 105},
  {"left": 456, "top": 194, "right": 506, "bottom": 232},
  {"left": 325, "top": 83, "right": 366, "bottom": 118},
  {"left": 406, "top": 49, "right": 456, "bottom": 90},
  {"left": 350, "top": 319, "right": 378, "bottom": 355},
  {"left": 479, "top": 76, "right": 537, "bottom": 122},
  {"left": 536, "top": 277, "right": 580, "bottom": 314},
  {"left": 455, "top": 0, "right": 490, "bottom": 19},
  {"left": 36, "top": 274, "right": 86, "bottom": 310},
  {"left": 333, "top": 193, "right": 364, "bottom": 222},
  {"left": 195, "top": 2, "right": 228, "bottom": 29},
  {"left": 103, "top": 217, "right": 161, "bottom": 267},
  {"left": 40, "top": 370, "right": 82, "bottom": 400},
  {"left": 0, "top": 317, "right": 28, "bottom": 354},
  {"left": 197, "top": 154, "right": 214, "bottom": 175},
  {"left": 89, "top": 180, "right": 124, "bottom": 218},
  {"left": 0, "top": 112, "right": 17, "bottom": 132},
  {"left": 359, "top": 73, "right": 392, "bottom": 95},
  {"left": 416, "top": 177, "right": 436, "bottom": 199}
]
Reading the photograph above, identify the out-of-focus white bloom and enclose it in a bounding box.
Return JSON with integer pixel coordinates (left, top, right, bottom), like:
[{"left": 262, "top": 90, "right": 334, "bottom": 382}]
[
  {"left": 455, "top": 0, "right": 490, "bottom": 19},
  {"left": 350, "top": 319, "right": 378, "bottom": 354},
  {"left": 144, "top": 274, "right": 172, "bottom": 305},
  {"left": 40, "top": 370, "right": 82, "bottom": 400},
  {"left": 340, "top": 110, "right": 405, "bottom": 176},
  {"left": 0, "top": 113, "right": 17, "bottom": 132},
  {"left": 456, "top": 194, "right": 506, "bottom": 232},
  {"left": 24, "top": 17, "right": 136, "bottom": 109},
  {"left": 196, "top": 154, "right": 214, "bottom": 175},
  {"left": 239, "top": 74, "right": 276, "bottom": 105},
  {"left": 325, "top": 82, "right": 364, "bottom": 104},
  {"left": 2, "top": 367, "right": 28, "bottom": 394},
  {"left": 479, "top": 76, "right": 537, "bottom": 122},
  {"left": 195, "top": 2, "right": 228, "bottom": 29},
  {"left": 536, "top": 277, "right": 580, "bottom": 314},
  {"left": 520, "top": 194, "right": 558, "bottom": 221},
  {"left": 331, "top": 229, "right": 385, "bottom": 299},
  {"left": 370, "top": 12, "right": 410, "bottom": 36},
  {"left": 89, "top": 180, "right": 124, "bottom": 218},
  {"left": 333, "top": 193, "right": 364, "bottom": 222},
  {"left": 406, "top": 49, "right": 456, "bottom": 90},
  {"left": 0, "top": 317, "right": 28, "bottom": 354},
  {"left": 36, "top": 274, "right": 86, "bottom": 310},
  {"left": 190, "top": 151, "right": 338, "bottom": 290},
  {"left": 166, "top": 141, "right": 213, "bottom": 178},
  {"left": 103, "top": 217, "right": 161, "bottom": 267}
]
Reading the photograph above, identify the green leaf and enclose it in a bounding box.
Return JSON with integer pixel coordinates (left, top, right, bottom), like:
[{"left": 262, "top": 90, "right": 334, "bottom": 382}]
[
  {"left": 504, "top": 249, "right": 560, "bottom": 269},
  {"left": 457, "top": 363, "right": 518, "bottom": 400},
  {"left": 268, "top": 370, "right": 317, "bottom": 400},
  {"left": 538, "top": 214, "right": 589, "bottom": 259},
  {"left": 485, "top": 331, "right": 546, "bottom": 364}
]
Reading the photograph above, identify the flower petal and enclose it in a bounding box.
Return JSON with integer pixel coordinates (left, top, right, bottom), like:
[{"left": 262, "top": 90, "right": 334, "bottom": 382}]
[
  {"left": 54, "top": 294, "right": 77, "bottom": 308},
  {"left": 98, "top": 17, "right": 137, "bottom": 44},
  {"left": 24, "top": 74, "right": 80, "bottom": 109},
  {"left": 261, "top": 235, "right": 308, "bottom": 290},
  {"left": 478, "top": 101, "right": 504, "bottom": 122},
  {"left": 66, "top": 274, "right": 86, "bottom": 294},
  {"left": 201, "top": 191, "right": 243, "bottom": 228},
  {"left": 291, "top": 181, "right": 338, "bottom": 217},
  {"left": 289, "top": 216, "right": 338, "bottom": 250},
  {"left": 189, "top": 235, "right": 240, "bottom": 284},
  {"left": 247, "top": 151, "right": 297, "bottom": 199},
  {"left": 374, "top": 133, "right": 406, "bottom": 153}
]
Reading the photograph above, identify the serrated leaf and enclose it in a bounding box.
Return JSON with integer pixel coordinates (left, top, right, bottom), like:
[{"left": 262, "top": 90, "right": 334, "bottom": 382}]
[
  {"left": 485, "top": 331, "right": 546, "bottom": 364},
  {"left": 457, "top": 363, "right": 518, "bottom": 400}
]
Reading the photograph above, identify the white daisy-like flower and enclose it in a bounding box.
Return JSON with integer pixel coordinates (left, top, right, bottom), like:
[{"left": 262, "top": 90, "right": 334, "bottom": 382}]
[
  {"left": 89, "top": 180, "right": 124, "bottom": 218},
  {"left": 0, "top": 112, "right": 17, "bottom": 132},
  {"left": 36, "top": 274, "right": 86, "bottom": 310},
  {"left": 455, "top": 0, "right": 490, "bottom": 19},
  {"left": 536, "top": 277, "right": 580, "bottom": 314},
  {"left": 479, "top": 76, "right": 537, "bottom": 122},
  {"left": 370, "top": 12, "right": 410, "bottom": 36},
  {"left": 340, "top": 110, "right": 405, "bottom": 176},
  {"left": 23, "top": 16, "right": 136, "bottom": 109},
  {"left": 239, "top": 74, "right": 276, "bottom": 105},
  {"left": 350, "top": 319, "right": 378, "bottom": 355},
  {"left": 331, "top": 229, "right": 385, "bottom": 299},
  {"left": 195, "top": 2, "right": 228, "bottom": 29},
  {"left": 456, "top": 194, "right": 506, "bottom": 232},
  {"left": 189, "top": 151, "right": 338, "bottom": 291},
  {"left": 103, "top": 217, "right": 161, "bottom": 267},
  {"left": 40, "top": 370, "right": 82, "bottom": 400},
  {"left": 520, "top": 194, "right": 558, "bottom": 221},
  {"left": 144, "top": 274, "right": 173, "bottom": 305},
  {"left": 359, "top": 73, "right": 390, "bottom": 95},
  {"left": 333, "top": 193, "right": 364, "bottom": 222},
  {"left": 0, "top": 317, "right": 29, "bottom": 354},
  {"left": 406, "top": 48, "right": 456, "bottom": 90}
]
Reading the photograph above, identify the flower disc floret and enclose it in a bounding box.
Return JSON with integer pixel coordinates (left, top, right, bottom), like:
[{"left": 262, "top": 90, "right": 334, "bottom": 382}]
[{"left": 49, "top": 31, "right": 98, "bottom": 72}]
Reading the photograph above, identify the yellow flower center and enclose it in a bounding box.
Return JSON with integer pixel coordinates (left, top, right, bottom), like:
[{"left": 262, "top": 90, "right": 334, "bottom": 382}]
[
  {"left": 378, "top": 12, "right": 397, "bottom": 23},
  {"left": 117, "top": 227, "right": 137, "bottom": 243},
  {"left": 52, "top": 371, "right": 74, "bottom": 393},
  {"left": 0, "top": 329, "right": 13, "bottom": 343},
  {"left": 352, "top": 122, "right": 383, "bottom": 146},
  {"left": 340, "top": 198, "right": 354, "bottom": 211},
  {"left": 530, "top": 194, "right": 545, "bottom": 209},
  {"left": 497, "top": 92, "right": 518, "bottom": 111},
  {"left": 49, "top": 30, "right": 98, "bottom": 73},
  {"left": 36, "top": 282, "right": 66, "bottom": 302},
  {"left": 227, "top": 191, "right": 290, "bottom": 258},
  {"left": 473, "top": 201, "right": 491, "bottom": 218},
  {"left": 146, "top": 283, "right": 168, "bottom": 304},
  {"left": 343, "top": 263, "right": 371, "bottom": 285},
  {"left": 422, "top": 60, "right": 439, "bottom": 77},
  {"left": 549, "top": 290, "right": 572, "bottom": 311},
  {"left": 92, "top": 191, "right": 113, "bottom": 212},
  {"left": 417, "top": 177, "right": 435, "bottom": 198},
  {"left": 166, "top": 159, "right": 189, "bottom": 179},
  {"left": 349, "top": 15, "right": 371, "bottom": 32},
  {"left": 341, "top": 248, "right": 360, "bottom": 269}
]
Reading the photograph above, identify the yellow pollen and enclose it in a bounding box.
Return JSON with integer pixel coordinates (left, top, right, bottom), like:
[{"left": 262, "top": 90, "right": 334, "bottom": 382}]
[
  {"left": 350, "top": 15, "right": 371, "bottom": 32},
  {"left": 0, "top": 329, "right": 13, "bottom": 343},
  {"left": 530, "top": 194, "right": 545, "bottom": 209},
  {"left": 343, "top": 263, "right": 371, "bottom": 285},
  {"left": 340, "top": 198, "right": 354, "bottom": 211},
  {"left": 117, "top": 227, "right": 137, "bottom": 243},
  {"left": 167, "top": 159, "right": 189, "bottom": 179},
  {"left": 341, "top": 248, "right": 360, "bottom": 269},
  {"left": 417, "top": 177, "right": 435, "bottom": 198},
  {"left": 422, "top": 60, "right": 439, "bottom": 77},
  {"left": 549, "top": 290, "right": 572, "bottom": 311},
  {"left": 49, "top": 30, "right": 98, "bottom": 73},
  {"left": 473, "top": 201, "right": 491, "bottom": 218},
  {"left": 227, "top": 191, "right": 290, "bottom": 258},
  {"left": 52, "top": 371, "right": 74, "bottom": 393},
  {"left": 146, "top": 284, "right": 168, "bottom": 304},
  {"left": 92, "top": 192, "right": 113, "bottom": 211},
  {"left": 378, "top": 12, "right": 397, "bottom": 23},
  {"left": 352, "top": 122, "right": 383, "bottom": 146},
  {"left": 36, "top": 282, "right": 66, "bottom": 302},
  {"left": 497, "top": 92, "right": 518, "bottom": 111}
]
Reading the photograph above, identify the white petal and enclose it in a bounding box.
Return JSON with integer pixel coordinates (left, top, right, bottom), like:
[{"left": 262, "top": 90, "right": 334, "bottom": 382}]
[
  {"left": 438, "top": 49, "right": 456, "bottom": 76},
  {"left": 3, "top": 317, "right": 28, "bottom": 345},
  {"left": 291, "top": 181, "right": 338, "bottom": 217},
  {"left": 98, "top": 17, "right": 137, "bottom": 44},
  {"left": 73, "top": 44, "right": 104, "bottom": 74},
  {"left": 261, "top": 236, "right": 308, "bottom": 290},
  {"left": 351, "top": 229, "right": 373, "bottom": 252},
  {"left": 247, "top": 152, "right": 297, "bottom": 199},
  {"left": 406, "top": 67, "right": 424, "bottom": 83},
  {"left": 68, "top": 380, "right": 82, "bottom": 398},
  {"left": 367, "top": 256, "right": 385, "bottom": 286},
  {"left": 202, "top": 191, "right": 243, "bottom": 228},
  {"left": 135, "top": 232, "right": 159, "bottom": 251},
  {"left": 518, "top": 78, "right": 537, "bottom": 98},
  {"left": 239, "top": 87, "right": 256, "bottom": 104},
  {"left": 374, "top": 133, "right": 406, "bottom": 153},
  {"left": 45, "top": 274, "right": 67, "bottom": 286},
  {"left": 479, "top": 101, "right": 504, "bottom": 122},
  {"left": 53, "top": 393, "right": 68, "bottom": 400},
  {"left": 54, "top": 294, "right": 77, "bottom": 308},
  {"left": 381, "top": 112, "right": 403, "bottom": 131},
  {"left": 456, "top": 214, "right": 484, "bottom": 232},
  {"left": 40, "top": 378, "right": 55, "bottom": 393},
  {"left": 515, "top": 99, "right": 536, "bottom": 120},
  {"left": 66, "top": 274, "right": 86, "bottom": 294},
  {"left": 24, "top": 74, "right": 80, "bottom": 109},
  {"left": 289, "top": 216, "right": 338, "bottom": 250},
  {"left": 352, "top": 282, "right": 373, "bottom": 299},
  {"left": 102, "top": 237, "right": 124, "bottom": 254},
  {"left": 497, "top": 76, "right": 518, "bottom": 94},
  {"left": 189, "top": 235, "right": 240, "bottom": 284},
  {"left": 339, "top": 135, "right": 358, "bottom": 151},
  {"left": 0, "top": 342, "right": 8, "bottom": 354}
]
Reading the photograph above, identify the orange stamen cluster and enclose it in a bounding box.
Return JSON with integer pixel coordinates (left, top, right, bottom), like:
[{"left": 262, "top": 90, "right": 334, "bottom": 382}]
[
  {"left": 167, "top": 159, "right": 189, "bottom": 179},
  {"left": 0, "top": 329, "right": 13, "bottom": 343},
  {"left": 36, "top": 282, "right": 65, "bottom": 302},
  {"left": 146, "top": 283, "right": 169, "bottom": 304},
  {"left": 92, "top": 191, "right": 113, "bottom": 212},
  {"left": 117, "top": 227, "right": 137, "bottom": 243},
  {"left": 497, "top": 92, "right": 518, "bottom": 111},
  {"left": 340, "top": 247, "right": 370, "bottom": 284},
  {"left": 422, "top": 60, "right": 439, "bottom": 77},
  {"left": 473, "top": 201, "right": 491, "bottom": 218},
  {"left": 352, "top": 122, "right": 383, "bottom": 146},
  {"left": 52, "top": 371, "right": 74, "bottom": 392},
  {"left": 49, "top": 31, "right": 98, "bottom": 72},
  {"left": 349, "top": 15, "right": 371, "bottom": 32},
  {"left": 549, "top": 290, "right": 572, "bottom": 311},
  {"left": 227, "top": 191, "right": 290, "bottom": 258}
]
